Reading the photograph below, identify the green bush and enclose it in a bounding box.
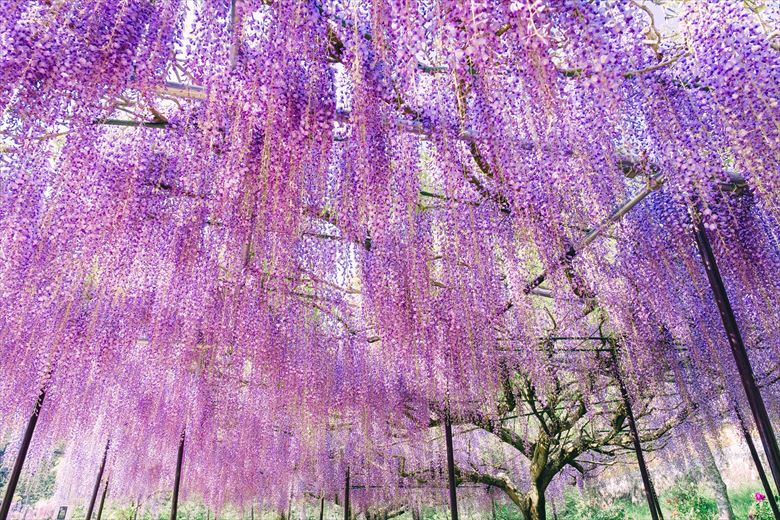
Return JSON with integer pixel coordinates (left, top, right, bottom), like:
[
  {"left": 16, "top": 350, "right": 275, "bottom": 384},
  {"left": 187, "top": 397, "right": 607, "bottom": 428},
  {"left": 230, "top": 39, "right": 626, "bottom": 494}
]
[
  {"left": 664, "top": 478, "right": 717, "bottom": 520},
  {"left": 557, "top": 492, "right": 627, "bottom": 520},
  {"left": 747, "top": 494, "right": 776, "bottom": 520},
  {"left": 491, "top": 504, "right": 524, "bottom": 520}
]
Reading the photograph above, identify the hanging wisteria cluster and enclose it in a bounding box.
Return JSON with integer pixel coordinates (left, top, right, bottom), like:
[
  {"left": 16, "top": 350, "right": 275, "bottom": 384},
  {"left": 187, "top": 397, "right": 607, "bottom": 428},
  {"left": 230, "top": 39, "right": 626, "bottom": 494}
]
[{"left": 0, "top": 0, "right": 778, "bottom": 516}]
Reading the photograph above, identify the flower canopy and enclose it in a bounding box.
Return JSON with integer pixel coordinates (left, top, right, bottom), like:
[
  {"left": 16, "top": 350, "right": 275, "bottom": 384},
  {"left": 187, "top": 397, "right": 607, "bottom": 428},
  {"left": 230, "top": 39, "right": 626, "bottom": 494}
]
[{"left": 0, "top": 0, "right": 778, "bottom": 514}]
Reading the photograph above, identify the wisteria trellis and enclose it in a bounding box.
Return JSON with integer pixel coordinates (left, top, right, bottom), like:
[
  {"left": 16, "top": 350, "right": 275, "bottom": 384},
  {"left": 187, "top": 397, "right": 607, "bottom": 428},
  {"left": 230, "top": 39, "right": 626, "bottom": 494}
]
[{"left": 0, "top": 0, "right": 779, "bottom": 516}]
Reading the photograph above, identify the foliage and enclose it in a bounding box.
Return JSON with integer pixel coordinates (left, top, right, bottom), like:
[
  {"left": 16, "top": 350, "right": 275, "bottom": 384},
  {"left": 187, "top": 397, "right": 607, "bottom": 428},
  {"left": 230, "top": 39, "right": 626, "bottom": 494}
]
[
  {"left": 0, "top": 443, "right": 8, "bottom": 493},
  {"left": 557, "top": 492, "right": 628, "bottom": 520},
  {"left": 663, "top": 478, "right": 718, "bottom": 520},
  {"left": 728, "top": 487, "right": 771, "bottom": 519},
  {"left": 553, "top": 481, "right": 777, "bottom": 520},
  {"left": 747, "top": 493, "right": 776, "bottom": 520},
  {"left": 7, "top": 447, "right": 63, "bottom": 510}
]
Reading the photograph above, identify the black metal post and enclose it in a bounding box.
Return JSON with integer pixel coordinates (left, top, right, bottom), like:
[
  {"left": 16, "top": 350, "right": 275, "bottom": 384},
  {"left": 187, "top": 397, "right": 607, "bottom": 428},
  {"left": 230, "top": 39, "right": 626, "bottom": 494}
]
[
  {"left": 649, "top": 476, "right": 664, "bottom": 520},
  {"left": 444, "top": 415, "right": 459, "bottom": 520},
  {"left": 611, "top": 353, "right": 662, "bottom": 520},
  {"left": 693, "top": 220, "right": 780, "bottom": 492},
  {"left": 171, "top": 430, "right": 185, "bottom": 520},
  {"left": 85, "top": 442, "right": 110, "bottom": 520},
  {"left": 344, "top": 468, "right": 350, "bottom": 520},
  {"left": 95, "top": 479, "right": 109, "bottom": 520},
  {"left": 736, "top": 406, "right": 780, "bottom": 519},
  {"left": 0, "top": 389, "right": 46, "bottom": 520}
]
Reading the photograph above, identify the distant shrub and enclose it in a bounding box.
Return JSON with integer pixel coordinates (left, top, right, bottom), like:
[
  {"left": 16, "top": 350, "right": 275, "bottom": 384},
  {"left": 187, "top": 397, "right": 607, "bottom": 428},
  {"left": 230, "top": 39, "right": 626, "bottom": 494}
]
[
  {"left": 558, "top": 492, "right": 627, "bottom": 520},
  {"left": 664, "top": 478, "right": 717, "bottom": 519},
  {"left": 491, "top": 504, "right": 524, "bottom": 520}
]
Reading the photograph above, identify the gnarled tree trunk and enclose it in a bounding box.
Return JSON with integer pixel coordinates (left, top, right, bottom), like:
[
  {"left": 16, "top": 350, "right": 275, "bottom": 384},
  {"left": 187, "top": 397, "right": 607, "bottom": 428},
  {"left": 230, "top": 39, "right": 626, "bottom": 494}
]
[
  {"left": 526, "top": 484, "right": 547, "bottom": 520},
  {"left": 527, "top": 435, "right": 550, "bottom": 520}
]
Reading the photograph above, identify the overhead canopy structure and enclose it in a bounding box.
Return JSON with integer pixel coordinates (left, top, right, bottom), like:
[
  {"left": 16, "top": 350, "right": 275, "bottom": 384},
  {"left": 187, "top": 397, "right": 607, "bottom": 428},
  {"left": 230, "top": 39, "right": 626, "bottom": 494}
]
[{"left": 0, "top": 0, "right": 779, "bottom": 517}]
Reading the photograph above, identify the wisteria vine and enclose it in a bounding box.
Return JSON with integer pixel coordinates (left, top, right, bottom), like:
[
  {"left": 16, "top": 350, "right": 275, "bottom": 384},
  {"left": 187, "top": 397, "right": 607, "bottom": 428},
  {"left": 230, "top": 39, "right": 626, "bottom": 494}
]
[{"left": 0, "top": 0, "right": 779, "bottom": 516}]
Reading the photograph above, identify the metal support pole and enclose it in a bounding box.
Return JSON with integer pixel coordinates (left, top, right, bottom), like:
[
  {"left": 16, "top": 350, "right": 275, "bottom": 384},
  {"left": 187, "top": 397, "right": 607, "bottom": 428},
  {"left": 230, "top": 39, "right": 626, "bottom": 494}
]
[
  {"left": 0, "top": 389, "right": 46, "bottom": 520},
  {"left": 693, "top": 220, "right": 780, "bottom": 492},
  {"left": 649, "top": 478, "right": 664, "bottom": 520},
  {"left": 344, "top": 468, "right": 350, "bottom": 520},
  {"left": 612, "top": 353, "right": 663, "bottom": 520},
  {"left": 170, "top": 430, "right": 185, "bottom": 520},
  {"left": 85, "top": 442, "right": 110, "bottom": 520},
  {"left": 444, "top": 415, "right": 459, "bottom": 520},
  {"left": 736, "top": 406, "right": 780, "bottom": 519},
  {"left": 95, "top": 479, "right": 109, "bottom": 520}
]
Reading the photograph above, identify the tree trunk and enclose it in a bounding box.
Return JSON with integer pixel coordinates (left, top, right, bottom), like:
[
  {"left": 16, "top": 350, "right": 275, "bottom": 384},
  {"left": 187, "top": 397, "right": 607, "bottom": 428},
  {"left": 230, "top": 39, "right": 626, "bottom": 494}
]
[
  {"left": 513, "top": 486, "right": 547, "bottom": 520},
  {"left": 528, "top": 485, "right": 546, "bottom": 520},
  {"left": 526, "top": 435, "right": 549, "bottom": 520},
  {"left": 699, "top": 437, "right": 736, "bottom": 520}
]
